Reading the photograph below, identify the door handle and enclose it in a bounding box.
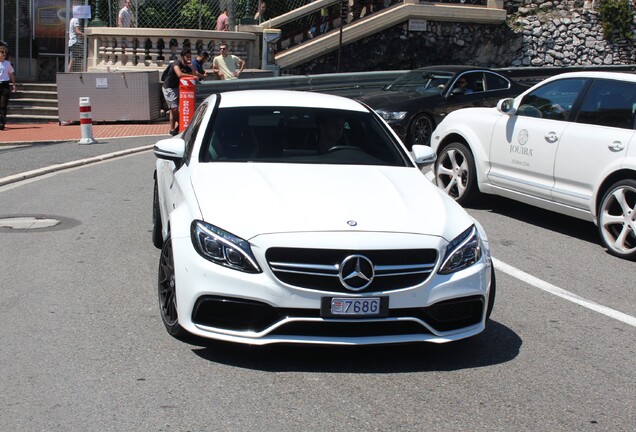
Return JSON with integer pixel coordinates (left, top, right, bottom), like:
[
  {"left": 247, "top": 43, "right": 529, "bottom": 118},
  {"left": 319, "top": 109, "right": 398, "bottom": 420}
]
[
  {"left": 544, "top": 132, "right": 558, "bottom": 143},
  {"left": 608, "top": 141, "right": 625, "bottom": 152}
]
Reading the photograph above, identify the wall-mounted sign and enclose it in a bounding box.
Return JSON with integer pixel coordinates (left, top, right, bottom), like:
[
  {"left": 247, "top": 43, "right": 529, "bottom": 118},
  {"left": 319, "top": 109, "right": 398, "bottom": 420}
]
[
  {"left": 96, "top": 78, "right": 108, "bottom": 89},
  {"left": 73, "top": 5, "right": 91, "bottom": 19},
  {"left": 408, "top": 19, "right": 427, "bottom": 32}
]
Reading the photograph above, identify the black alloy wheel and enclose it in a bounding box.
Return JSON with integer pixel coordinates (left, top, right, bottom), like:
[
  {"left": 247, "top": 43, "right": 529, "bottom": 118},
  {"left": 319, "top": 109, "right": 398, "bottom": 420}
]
[
  {"left": 158, "top": 237, "right": 188, "bottom": 338},
  {"left": 408, "top": 114, "right": 434, "bottom": 148}
]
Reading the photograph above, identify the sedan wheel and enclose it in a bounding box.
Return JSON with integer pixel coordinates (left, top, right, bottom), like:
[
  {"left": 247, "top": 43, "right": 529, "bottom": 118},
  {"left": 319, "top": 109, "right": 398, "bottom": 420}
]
[
  {"left": 598, "top": 179, "right": 636, "bottom": 260},
  {"left": 158, "top": 237, "right": 188, "bottom": 338},
  {"left": 435, "top": 142, "right": 479, "bottom": 205},
  {"left": 408, "top": 114, "right": 433, "bottom": 148}
]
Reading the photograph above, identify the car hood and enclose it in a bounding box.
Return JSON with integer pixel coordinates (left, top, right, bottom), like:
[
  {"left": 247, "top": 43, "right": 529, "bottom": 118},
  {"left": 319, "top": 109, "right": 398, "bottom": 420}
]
[
  {"left": 357, "top": 90, "right": 435, "bottom": 109},
  {"left": 190, "top": 163, "right": 472, "bottom": 241}
]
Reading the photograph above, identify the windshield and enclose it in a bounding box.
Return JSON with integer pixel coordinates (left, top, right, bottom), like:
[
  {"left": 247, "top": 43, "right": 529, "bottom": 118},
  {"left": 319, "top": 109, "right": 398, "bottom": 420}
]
[
  {"left": 200, "top": 107, "right": 411, "bottom": 167},
  {"left": 386, "top": 70, "right": 454, "bottom": 94}
]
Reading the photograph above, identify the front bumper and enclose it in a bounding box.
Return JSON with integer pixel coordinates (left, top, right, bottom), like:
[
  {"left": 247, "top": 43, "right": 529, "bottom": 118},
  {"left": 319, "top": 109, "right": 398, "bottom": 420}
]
[{"left": 171, "top": 231, "right": 493, "bottom": 345}]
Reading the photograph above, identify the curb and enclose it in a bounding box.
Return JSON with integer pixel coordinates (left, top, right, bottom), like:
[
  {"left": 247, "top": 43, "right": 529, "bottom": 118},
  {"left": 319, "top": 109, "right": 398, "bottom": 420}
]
[{"left": 0, "top": 144, "right": 154, "bottom": 187}]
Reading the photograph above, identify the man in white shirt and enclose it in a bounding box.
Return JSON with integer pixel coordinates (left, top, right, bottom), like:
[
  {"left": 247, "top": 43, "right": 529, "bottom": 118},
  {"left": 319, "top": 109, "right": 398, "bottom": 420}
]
[{"left": 118, "top": 0, "right": 134, "bottom": 27}]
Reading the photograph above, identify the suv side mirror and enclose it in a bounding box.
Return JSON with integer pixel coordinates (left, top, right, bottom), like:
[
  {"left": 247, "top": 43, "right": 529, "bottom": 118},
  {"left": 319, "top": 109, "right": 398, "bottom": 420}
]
[
  {"left": 497, "top": 98, "right": 516, "bottom": 115},
  {"left": 412, "top": 145, "right": 436, "bottom": 166}
]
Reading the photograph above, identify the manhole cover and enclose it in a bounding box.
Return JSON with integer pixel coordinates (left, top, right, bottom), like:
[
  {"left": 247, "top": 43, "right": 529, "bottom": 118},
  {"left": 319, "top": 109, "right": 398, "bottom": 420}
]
[{"left": 0, "top": 216, "right": 61, "bottom": 230}]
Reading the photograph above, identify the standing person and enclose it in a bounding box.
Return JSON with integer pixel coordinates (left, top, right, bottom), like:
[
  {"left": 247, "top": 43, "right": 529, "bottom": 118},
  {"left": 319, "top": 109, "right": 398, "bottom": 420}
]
[
  {"left": 118, "top": 0, "right": 134, "bottom": 27},
  {"left": 212, "top": 43, "right": 245, "bottom": 80},
  {"left": 118, "top": 0, "right": 134, "bottom": 64},
  {"left": 254, "top": 1, "right": 268, "bottom": 22},
  {"left": 67, "top": 14, "right": 84, "bottom": 71},
  {"left": 191, "top": 52, "right": 209, "bottom": 81},
  {"left": 162, "top": 48, "right": 193, "bottom": 136},
  {"left": 215, "top": 7, "right": 229, "bottom": 31},
  {"left": 0, "top": 45, "right": 17, "bottom": 131}
]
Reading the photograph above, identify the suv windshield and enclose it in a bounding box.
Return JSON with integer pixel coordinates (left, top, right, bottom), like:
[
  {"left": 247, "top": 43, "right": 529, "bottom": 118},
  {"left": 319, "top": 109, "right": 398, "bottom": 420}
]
[
  {"left": 386, "top": 70, "right": 454, "bottom": 94},
  {"left": 200, "top": 107, "right": 411, "bottom": 167}
]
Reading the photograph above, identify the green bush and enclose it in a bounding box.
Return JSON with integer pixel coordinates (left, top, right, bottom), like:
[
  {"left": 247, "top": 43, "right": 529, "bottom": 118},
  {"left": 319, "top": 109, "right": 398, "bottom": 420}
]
[{"left": 598, "top": 0, "right": 634, "bottom": 41}]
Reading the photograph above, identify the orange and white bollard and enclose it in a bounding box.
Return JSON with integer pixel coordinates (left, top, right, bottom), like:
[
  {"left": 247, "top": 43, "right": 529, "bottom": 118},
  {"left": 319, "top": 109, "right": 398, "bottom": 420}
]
[
  {"left": 78, "top": 97, "right": 97, "bottom": 145},
  {"left": 179, "top": 75, "right": 197, "bottom": 132}
]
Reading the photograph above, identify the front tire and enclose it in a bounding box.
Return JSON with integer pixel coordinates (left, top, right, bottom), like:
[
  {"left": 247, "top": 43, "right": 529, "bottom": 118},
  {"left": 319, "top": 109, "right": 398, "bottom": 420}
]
[
  {"left": 408, "top": 114, "right": 434, "bottom": 148},
  {"left": 158, "top": 237, "right": 189, "bottom": 339},
  {"left": 435, "top": 142, "right": 480, "bottom": 206},
  {"left": 598, "top": 179, "right": 636, "bottom": 260}
]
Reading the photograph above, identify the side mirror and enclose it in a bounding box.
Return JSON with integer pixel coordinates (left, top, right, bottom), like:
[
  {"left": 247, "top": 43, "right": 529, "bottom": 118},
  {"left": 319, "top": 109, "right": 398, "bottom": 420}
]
[
  {"left": 412, "top": 145, "right": 436, "bottom": 166},
  {"left": 497, "top": 98, "right": 516, "bottom": 115},
  {"left": 154, "top": 137, "right": 186, "bottom": 163}
]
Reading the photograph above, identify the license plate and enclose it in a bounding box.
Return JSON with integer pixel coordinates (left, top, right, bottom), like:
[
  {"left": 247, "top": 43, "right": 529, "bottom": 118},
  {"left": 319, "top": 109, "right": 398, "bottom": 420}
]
[{"left": 330, "top": 297, "right": 381, "bottom": 316}]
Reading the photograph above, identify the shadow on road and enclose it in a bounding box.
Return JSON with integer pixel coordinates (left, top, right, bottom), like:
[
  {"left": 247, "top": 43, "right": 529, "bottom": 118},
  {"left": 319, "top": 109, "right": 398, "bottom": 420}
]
[
  {"left": 190, "top": 320, "right": 521, "bottom": 372},
  {"left": 467, "top": 195, "right": 599, "bottom": 246}
]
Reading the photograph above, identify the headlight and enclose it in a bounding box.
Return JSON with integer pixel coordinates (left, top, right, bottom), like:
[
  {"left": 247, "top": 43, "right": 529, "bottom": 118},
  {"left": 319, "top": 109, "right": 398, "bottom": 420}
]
[
  {"left": 439, "top": 225, "right": 482, "bottom": 274},
  {"left": 375, "top": 109, "right": 407, "bottom": 122},
  {"left": 191, "top": 220, "right": 261, "bottom": 273}
]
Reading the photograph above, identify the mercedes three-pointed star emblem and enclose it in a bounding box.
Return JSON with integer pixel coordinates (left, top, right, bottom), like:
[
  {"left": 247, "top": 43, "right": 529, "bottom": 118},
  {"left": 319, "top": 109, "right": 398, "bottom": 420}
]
[{"left": 338, "top": 255, "right": 375, "bottom": 291}]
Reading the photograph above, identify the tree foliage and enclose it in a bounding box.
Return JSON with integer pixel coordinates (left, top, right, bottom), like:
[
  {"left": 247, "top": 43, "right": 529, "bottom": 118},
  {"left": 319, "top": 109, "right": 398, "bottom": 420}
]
[{"left": 598, "top": 0, "right": 634, "bottom": 41}]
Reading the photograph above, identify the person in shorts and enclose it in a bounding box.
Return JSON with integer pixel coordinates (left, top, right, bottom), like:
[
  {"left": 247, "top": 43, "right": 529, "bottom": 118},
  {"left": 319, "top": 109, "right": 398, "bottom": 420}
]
[
  {"left": 162, "top": 48, "right": 193, "bottom": 136},
  {"left": 68, "top": 16, "right": 84, "bottom": 71}
]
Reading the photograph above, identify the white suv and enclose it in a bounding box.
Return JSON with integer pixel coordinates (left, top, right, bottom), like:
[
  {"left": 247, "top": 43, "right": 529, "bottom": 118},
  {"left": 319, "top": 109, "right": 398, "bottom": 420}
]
[{"left": 431, "top": 72, "right": 636, "bottom": 260}]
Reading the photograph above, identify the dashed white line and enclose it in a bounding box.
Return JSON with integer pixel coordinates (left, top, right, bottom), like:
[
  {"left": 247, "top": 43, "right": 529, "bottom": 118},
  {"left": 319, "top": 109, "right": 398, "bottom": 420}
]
[{"left": 493, "top": 257, "right": 636, "bottom": 328}]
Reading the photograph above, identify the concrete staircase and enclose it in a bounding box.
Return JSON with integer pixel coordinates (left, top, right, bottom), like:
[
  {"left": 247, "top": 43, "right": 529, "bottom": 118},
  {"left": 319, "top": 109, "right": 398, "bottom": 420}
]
[{"left": 7, "top": 82, "right": 58, "bottom": 123}]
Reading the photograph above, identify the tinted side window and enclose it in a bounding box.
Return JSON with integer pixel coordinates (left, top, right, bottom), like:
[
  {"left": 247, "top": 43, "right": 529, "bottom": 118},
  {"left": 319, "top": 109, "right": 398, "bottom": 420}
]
[
  {"left": 576, "top": 79, "right": 636, "bottom": 129},
  {"left": 465, "top": 72, "right": 484, "bottom": 93},
  {"left": 518, "top": 78, "right": 587, "bottom": 121},
  {"left": 485, "top": 73, "right": 510, "bottom": 91}
]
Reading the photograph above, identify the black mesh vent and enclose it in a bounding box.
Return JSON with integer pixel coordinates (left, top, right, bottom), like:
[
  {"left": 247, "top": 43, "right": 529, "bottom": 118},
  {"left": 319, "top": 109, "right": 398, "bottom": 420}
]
[{"left": 191, "top": 295, "right": 484, "bottom": 335}]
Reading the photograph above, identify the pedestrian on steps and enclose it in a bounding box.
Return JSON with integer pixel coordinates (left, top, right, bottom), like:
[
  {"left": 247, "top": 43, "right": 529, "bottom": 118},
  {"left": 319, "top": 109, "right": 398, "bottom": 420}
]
[{"left": 0, "top": 45, "right": 17, "bottom": 131}]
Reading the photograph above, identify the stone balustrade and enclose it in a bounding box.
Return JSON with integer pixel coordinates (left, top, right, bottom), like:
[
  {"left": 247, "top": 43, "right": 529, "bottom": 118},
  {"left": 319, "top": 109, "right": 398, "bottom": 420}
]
[{"left": 84, "top": 27, "right": 260, "bottom": 74}]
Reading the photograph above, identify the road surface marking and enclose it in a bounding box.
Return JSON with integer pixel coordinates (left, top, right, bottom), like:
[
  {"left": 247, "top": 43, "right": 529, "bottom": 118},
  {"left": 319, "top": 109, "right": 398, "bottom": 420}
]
[{"left": 493, "top": 257, "right": 636, "bottom": 328}]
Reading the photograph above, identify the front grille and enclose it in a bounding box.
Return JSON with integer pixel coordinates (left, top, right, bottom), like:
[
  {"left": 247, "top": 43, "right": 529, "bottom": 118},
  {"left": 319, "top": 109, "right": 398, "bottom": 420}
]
[
  {"left": 266, "top": 248, "right": 438, "bottom": 293},
  {"left": 191, "top": 295, "right": 484, "bottom": 335}
]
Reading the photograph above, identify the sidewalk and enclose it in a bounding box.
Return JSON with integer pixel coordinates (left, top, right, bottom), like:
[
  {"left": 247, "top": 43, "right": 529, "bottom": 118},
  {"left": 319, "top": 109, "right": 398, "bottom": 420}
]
[{"left": 0, "top": 121, "right": 172, "bottom": 145}]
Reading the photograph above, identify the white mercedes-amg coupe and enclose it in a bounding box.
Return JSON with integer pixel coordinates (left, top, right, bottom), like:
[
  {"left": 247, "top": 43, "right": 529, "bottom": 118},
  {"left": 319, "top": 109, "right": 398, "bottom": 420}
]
[{"left": 152, "top": 90, "right": 495, "bottom": 345}]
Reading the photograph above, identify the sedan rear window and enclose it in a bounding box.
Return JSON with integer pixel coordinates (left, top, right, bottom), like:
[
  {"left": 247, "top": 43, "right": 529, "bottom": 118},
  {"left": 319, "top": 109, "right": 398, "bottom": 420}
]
[{"left": 200, "top": 107, "right": 411, "bottom": 166}]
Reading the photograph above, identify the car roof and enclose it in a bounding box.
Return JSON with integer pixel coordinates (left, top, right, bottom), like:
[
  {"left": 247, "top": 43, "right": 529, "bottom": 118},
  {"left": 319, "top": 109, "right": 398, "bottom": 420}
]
[
  {"left": 409, "top": 65, "right": 492, "bottom": 73},
  {"left": 541, "top": 71, "right": 636, "bottom": 83},
  {"left": 213, "top": 89, "right": 369, "bottom": 112}
]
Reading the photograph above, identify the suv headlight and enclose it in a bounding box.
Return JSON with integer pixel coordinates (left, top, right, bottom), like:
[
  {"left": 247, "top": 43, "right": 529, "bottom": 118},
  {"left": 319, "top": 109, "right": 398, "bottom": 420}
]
[
  {"left": 191, "top": 220, "right": 261, "bottom": 273},
  {"left": 439, "top": 225, "right": 482, "bottom": 274},
  {"left": 375, "top": 109, "right": 407, "bottom": 122}
]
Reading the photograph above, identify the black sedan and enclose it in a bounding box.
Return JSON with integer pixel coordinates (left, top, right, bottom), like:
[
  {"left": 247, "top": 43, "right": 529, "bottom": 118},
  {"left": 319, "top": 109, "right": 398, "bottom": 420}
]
[{"left": 357, "top": 66, "right": 527, "bottom": 148}]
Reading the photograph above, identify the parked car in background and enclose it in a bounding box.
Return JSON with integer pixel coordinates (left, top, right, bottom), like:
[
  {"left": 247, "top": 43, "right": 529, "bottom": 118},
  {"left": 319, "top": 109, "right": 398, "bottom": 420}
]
[
  {"left": 356, "top": 65, "right": 527, "bottom": 148},
  {"left": 152, "top": 89, "right": 496, "bottom": 345},
  {"left": 430, "top": 71, "right": 636, "bottom": 260}
]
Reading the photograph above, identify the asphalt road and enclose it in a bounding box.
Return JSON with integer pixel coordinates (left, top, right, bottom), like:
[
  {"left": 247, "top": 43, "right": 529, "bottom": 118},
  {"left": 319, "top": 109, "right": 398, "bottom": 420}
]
[{"left": 1, "top": 140, "right": 634, "bottom": 431}]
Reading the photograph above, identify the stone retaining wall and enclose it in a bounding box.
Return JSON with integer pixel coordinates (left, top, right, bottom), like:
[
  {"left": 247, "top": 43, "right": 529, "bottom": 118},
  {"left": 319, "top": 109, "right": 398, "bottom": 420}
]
[{"left": 284, "top": 0, "right": 636, "bottom": 74}]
